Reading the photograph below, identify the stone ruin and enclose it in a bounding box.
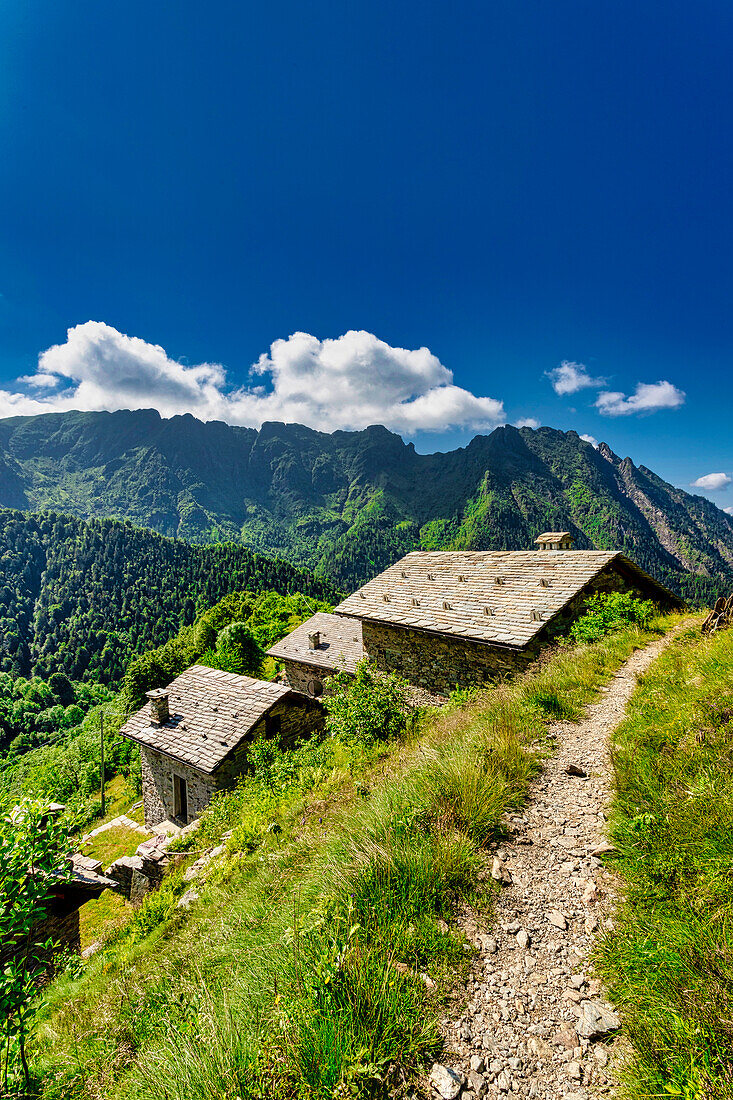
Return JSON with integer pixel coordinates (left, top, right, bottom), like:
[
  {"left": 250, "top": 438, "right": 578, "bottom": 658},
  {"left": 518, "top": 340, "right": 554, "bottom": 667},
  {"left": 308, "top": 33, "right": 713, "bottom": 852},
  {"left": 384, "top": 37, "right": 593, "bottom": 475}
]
[{"left": 107, "top": 832, "right": 173, "bottom": 904}]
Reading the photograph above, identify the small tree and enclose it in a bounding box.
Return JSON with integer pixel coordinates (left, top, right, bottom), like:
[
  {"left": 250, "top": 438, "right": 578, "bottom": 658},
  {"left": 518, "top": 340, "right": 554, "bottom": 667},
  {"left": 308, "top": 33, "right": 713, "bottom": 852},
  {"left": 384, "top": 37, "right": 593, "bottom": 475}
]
[
  {"left": 48, "top": 672, "right": 75, "bottom": 708},
  {"left": 211, "top": 621, "right": 264, "bottom": 676},
  {"left": 323, "top": 659, "right": 411, "bottom": 746},
  {"left": 0, "top": 801, "right": 72, "bottom": 1095}
]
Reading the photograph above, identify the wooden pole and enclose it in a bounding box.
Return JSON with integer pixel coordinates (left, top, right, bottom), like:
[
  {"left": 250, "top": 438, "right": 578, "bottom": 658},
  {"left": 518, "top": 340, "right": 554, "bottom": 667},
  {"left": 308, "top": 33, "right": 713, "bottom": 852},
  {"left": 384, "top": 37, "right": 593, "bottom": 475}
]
[{"left": 100, "top": 711, "right": 106, "bottom": 817}]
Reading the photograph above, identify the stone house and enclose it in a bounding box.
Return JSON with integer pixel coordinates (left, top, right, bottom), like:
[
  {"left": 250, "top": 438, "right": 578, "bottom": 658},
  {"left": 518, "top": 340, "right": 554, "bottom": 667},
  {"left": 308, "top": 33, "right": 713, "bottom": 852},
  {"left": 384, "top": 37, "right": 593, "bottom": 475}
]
[
  {"left": 120, "top": 665, "right": 324, "bottom": 828},
  {"left": 267, "top": 611, "right": 364, "bottom": 698},
  {"left": 40, "top": 857, "right": 118, "bottom": 961},
  {"left": 272, "top": 534, "right": 681, "bottom": 698}
]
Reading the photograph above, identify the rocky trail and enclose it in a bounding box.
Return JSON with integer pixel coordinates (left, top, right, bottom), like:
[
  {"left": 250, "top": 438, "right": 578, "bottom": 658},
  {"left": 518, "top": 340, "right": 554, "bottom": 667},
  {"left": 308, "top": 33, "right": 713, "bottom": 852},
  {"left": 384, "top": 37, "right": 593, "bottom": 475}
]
[{"left": 429, "top": 632, "right": 675, "bottom": 1100}]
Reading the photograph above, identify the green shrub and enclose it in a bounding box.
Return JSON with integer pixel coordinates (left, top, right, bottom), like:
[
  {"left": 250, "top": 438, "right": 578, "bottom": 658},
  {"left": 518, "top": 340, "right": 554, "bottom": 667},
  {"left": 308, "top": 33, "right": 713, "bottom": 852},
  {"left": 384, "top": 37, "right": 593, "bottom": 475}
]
[
  {"left": 0, "top": 801, "right": 73, "bottom": 1093},
  {"left": 324, "top": 659, "right": 411, "bottom": 747},
  {"left": 210, "top": 621, "right": 264, "bottom": 676},
  {"left": 570, "top": 591, "right": 655, "bottom": 644}
]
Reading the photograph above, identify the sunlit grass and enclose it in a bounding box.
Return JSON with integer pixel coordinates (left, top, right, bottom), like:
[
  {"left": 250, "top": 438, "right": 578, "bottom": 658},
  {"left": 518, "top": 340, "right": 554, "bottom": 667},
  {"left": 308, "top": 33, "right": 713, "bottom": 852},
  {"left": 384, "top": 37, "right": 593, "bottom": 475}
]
[
  {"left": 78, "top": 890, "right": 129, "bottom": 951},
  {"left": 596, "top": 618, "right": 733, "bottom": 1099},
  {"left": 80, "top": 824, "right": 143, "bottom": 868}
]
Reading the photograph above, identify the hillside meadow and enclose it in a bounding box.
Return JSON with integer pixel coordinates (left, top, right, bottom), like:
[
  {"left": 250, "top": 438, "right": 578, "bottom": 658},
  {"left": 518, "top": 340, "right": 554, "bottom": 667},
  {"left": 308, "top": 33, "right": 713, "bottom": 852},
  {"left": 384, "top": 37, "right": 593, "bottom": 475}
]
[{"left": 31, "top": 615, "right": 676, "bottom": 1100}]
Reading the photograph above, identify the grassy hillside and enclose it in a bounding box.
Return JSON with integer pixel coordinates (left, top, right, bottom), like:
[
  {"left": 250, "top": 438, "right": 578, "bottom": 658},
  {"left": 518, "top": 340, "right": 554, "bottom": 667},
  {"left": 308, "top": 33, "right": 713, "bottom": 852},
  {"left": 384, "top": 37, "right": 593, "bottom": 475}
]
[
  {"left": 30, "top": 617, "right": 672, "bottom": 1100},
  {"left": 0, "top": 411, "right": 731, "bottom": 597},
  {"left": 598, "top": 620, "right": 733, "bottom": 1098}
]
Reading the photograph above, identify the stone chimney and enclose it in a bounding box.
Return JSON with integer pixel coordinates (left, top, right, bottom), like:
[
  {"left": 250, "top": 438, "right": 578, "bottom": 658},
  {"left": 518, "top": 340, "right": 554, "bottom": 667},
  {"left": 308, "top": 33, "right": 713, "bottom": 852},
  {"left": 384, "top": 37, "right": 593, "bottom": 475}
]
[
  {"left": 308, "top": 631, "right": 321, "bottom": 651},
  {"left": 534, "top": 532, "right": 574, "bottom": 551},
  {"left": 146, "top": 689, "right": 170, "bottom": 725}
]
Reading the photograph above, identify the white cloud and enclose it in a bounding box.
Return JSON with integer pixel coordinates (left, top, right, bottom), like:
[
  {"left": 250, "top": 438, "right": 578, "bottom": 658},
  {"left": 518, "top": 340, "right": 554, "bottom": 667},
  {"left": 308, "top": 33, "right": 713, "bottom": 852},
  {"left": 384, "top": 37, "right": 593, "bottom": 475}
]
[
  {"left": 723, "top": 506, "right": 733, "bottom": 515},
  {"left": 580, "top": 433, "right": 599, "bottom": 448},
  {"left": 546, "top": 360, "right": 605, "bottom": 395},
  {"left": 691, "top": 472, "right": 731, "bottom": 491},
  {"left": 17, "top": 371, "right": 61, "bottom": 388},
  {"left": 515, "top": 417, "right": 540, "bottom": 429},
  {"left": 595, "top": 380, "right": 685, "bottom": 417},
  {"left": 1, "top": 322, "right": 505, "bottom": 435}
]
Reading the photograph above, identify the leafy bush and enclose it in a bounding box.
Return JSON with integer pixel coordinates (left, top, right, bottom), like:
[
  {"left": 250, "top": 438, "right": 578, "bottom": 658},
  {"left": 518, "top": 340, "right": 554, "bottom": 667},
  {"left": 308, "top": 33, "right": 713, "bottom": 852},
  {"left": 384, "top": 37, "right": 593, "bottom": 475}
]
[
  {"left": 324, "top": 659, "right": 411, "bottom": 746},
  {"left": 0, "top": 801, "right": 73, "bottom": 1093},
  {"left": 204, "top": 621, "right": 264, "bottom": 677},
  {"left": 570, "top": 591, "right": 655, "bottom": 644}
]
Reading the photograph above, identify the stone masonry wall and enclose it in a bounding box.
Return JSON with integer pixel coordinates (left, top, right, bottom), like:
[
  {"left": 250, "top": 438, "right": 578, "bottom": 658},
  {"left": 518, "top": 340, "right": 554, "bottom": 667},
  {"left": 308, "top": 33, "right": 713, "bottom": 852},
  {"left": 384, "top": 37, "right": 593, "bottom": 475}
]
[
  {"left": 541, "top": 565, "right": 654, "bottom": 639},
  {"left": 141, "top": 747, "right": 217, "bottom": 828},
  {"left": 281, "top": 659, "right": 337, "bottom": 696},
  {"left": 1, "top": 902, "right": 82, "bottom": 972},
  {"left": 211, "top": 696, "right": 324, "bottom": 789},
  {"left": 362, "top": 621, "right": 535, "bottom": 696}
]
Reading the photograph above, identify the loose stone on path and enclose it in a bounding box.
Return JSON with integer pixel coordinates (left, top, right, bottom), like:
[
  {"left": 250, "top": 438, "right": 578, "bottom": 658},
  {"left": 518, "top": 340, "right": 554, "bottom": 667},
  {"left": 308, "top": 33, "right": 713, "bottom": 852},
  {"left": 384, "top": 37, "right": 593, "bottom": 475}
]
[{"left": 428, "top": 633, "right": 675, "bottom": 1100}]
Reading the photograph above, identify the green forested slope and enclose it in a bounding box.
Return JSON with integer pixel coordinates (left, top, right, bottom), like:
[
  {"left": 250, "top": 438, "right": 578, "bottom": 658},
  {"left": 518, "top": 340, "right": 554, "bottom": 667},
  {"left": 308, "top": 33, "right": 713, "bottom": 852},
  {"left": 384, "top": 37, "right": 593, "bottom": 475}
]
[
  {"left": 0, "top": 510, "right": 339, "bottom": 686},
  {"left": 0, "top": 587, "right": 332, "bottom": 797},
  {"left": 1, "top": 410, "right": 732, "bottom": 598}
]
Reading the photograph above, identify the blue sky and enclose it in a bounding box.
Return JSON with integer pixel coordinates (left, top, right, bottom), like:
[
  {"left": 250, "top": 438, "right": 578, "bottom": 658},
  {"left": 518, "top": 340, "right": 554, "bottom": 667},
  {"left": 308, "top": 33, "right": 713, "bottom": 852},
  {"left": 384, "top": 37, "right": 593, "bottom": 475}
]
[{"left": 0, "top": 1, "right": 731, "bottom": 507}]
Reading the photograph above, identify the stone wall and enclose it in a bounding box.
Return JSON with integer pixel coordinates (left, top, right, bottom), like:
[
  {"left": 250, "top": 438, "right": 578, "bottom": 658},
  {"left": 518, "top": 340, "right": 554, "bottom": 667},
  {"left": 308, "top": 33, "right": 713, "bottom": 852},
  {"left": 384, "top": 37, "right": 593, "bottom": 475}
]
[
  {"left": 1, "top": 900, "right": 83, "bottom": 972},
  {"left": 141, "top": 696, "right": 325, "bottom": 827},
  {"left": 281, "top": 659, "right": 335, "bottom": 696},
  {"left": 541, "top": 565, "right": 653, "bottom": 639},
  {"left": 254, "top": 694, "right": 325, "bottom": 748},
  {"left": 361, "top": 621, "right": 535, "bottom": 696},
  {"left": 37, "top": 907, "right": 81, "bottom": 961},
  {"left": 141, "top": 747, "right": 217, "bottom": 828}
]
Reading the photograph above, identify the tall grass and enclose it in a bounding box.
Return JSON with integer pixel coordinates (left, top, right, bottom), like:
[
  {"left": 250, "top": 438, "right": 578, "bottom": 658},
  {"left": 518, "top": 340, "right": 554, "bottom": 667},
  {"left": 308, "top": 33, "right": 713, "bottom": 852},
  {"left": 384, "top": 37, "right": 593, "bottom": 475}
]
[
  {"left": 33, "top": 619, "right": 669, "bottom": 1100},
  {"left": 596, "top": 620, "right": 733, "bottom": 1099}
]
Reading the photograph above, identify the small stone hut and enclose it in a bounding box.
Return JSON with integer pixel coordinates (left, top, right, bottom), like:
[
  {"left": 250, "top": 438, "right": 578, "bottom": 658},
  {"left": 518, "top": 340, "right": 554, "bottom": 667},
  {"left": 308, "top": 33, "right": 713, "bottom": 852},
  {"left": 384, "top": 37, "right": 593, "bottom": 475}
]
[
  {"left": 120, "top": 665, "right": 323, "bottom": 828},
  {"left": 1, "top": 852, "right": 117, "bottom": 969},
  {"left": 267, "top": 611, "right": 364, "bottom": 698},
  {"left": 323, "top": 537, "right": 681, "bottom": 696},
  {"left": 43, "top": 857, "right": 118, "bottom": 960}
]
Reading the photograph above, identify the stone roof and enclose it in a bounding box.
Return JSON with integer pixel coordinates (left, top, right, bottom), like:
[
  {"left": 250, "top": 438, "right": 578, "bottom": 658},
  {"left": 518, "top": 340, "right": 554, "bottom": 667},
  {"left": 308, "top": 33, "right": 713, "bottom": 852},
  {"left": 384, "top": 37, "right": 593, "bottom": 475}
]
[
  {"left": 267, "top": 613, "right": 364, "bottom": 673},
  {"left": 334, "top": 550, "right": 680, "bottom": 649},
  {"left": 535, "top": 531, "right": 572, "bottom": 541},
  {"left": 48, "top": 855, "right": 118, "bottom": 899},
  {"left": 119, "top": 665, "right": 291, "bottom": 773}
]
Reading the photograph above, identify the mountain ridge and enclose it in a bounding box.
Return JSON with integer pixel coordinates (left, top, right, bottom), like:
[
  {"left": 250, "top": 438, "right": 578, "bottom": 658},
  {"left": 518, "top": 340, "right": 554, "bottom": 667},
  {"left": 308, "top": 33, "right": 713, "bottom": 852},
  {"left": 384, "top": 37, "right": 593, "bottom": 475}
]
[{"left": 0, "top": 409, "right": 731, "bottom": 599}]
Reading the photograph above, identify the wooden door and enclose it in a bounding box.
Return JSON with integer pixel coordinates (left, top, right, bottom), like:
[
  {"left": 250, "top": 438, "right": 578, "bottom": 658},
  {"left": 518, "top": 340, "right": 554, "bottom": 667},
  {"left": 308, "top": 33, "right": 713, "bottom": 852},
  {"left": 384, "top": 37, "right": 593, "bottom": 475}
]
[{"left": 173, "top": 774, "right": 188, "bottom": 823}]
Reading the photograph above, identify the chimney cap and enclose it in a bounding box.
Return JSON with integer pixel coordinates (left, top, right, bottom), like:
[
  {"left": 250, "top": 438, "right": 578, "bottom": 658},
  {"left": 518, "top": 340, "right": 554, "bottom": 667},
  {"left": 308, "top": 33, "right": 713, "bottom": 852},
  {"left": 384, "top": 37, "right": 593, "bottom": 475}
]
[
  {"left": 535, "top": 531, "right": 574, "bottom": 550},
  {"left": 145, "top": 688, "right": 169, "bottom": 700}
]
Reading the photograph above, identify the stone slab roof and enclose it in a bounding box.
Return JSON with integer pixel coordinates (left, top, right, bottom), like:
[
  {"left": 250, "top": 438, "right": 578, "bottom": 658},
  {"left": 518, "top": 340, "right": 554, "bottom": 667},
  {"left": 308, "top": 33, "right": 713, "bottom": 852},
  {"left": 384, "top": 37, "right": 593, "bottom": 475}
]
[
  {"left": 334, "top": 550, "right": 680, "bottom": 649},
  {"left": 267, "top": 613, "right": 364, "bottom": 673},
  {"left": 119, "top": 665, "right": 291, "bottom": 773},
  {"left": 49, "top": 856, "right": 118, "bottom": 897},
  {"left": 535, "top": 531, "right": 571, "bottom": 541}
]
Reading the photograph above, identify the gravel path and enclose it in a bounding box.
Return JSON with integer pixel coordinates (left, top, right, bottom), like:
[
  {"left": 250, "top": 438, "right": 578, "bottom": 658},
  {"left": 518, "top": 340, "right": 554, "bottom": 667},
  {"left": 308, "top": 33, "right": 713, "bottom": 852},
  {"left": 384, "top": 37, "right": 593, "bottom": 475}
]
[{"left": 429, "top": 633, "right": 675, "bottom": 1100}]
